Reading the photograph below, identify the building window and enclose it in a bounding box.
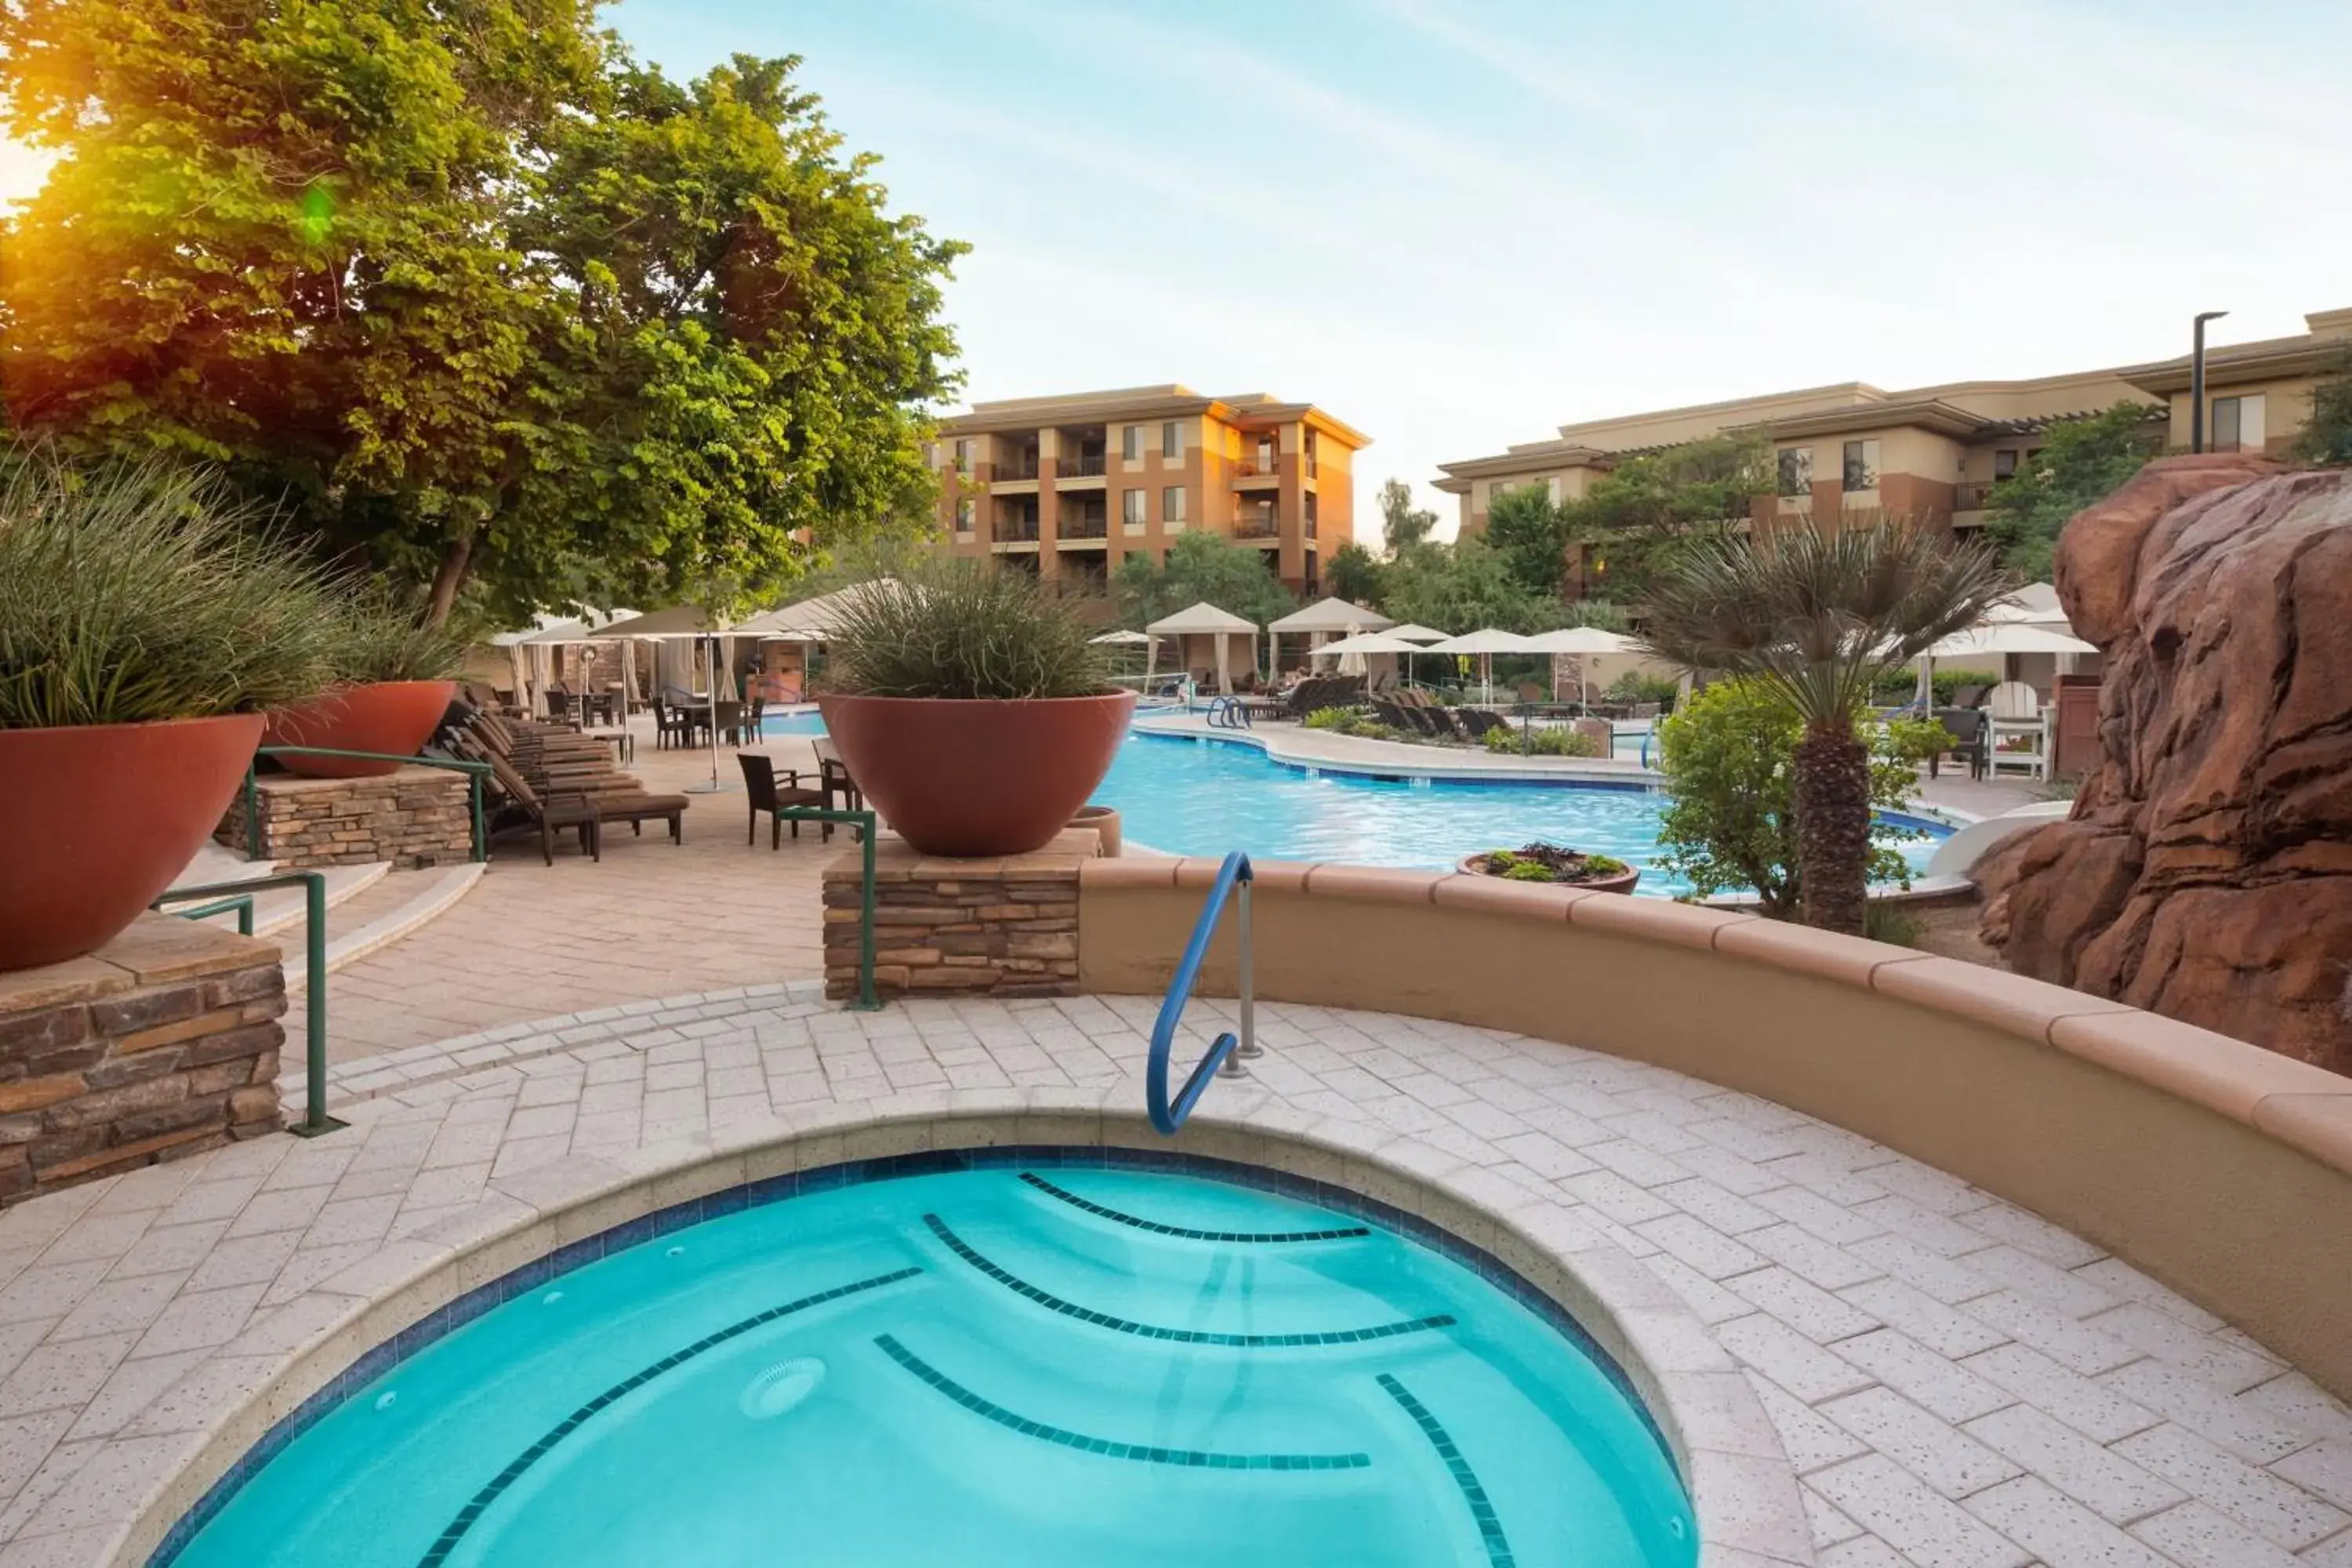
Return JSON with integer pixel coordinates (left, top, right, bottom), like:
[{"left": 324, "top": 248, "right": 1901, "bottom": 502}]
[
  {"left": 1842, "top": 439, "right": 1879, "bottom": 493},
  {"left": 1122, "top": 425, "right": 1140, "bottom": 462},
  {"left": 1303, "top": 492, "right": 1318, "bottom": 539},
  {"left": 956, "top": 498, "right": 975, "bottom": 533},
  {"left": 1161, "top": 422, "right": 1180, "bottom": 459},
  {"left": 1122, "top": 488, "right": 1145, "bottom": 527},
  {"left": 1993, "top": 448, "right": 2019, "bottom": 480},
  {"left": 953, "top": 438, "right": 972, "bottom": 473},
  {"left": 1256, "top": 436, "right": 1276, "bottom": 474},
  {"left": 1161, "top": 486, "right": 1185, "bottom": 525},
  {"left": 1777, "top": 448, "right": 1812, "bottom": 496},
  {"left": 2211, "top": 397, "right": 2241, "bottom": 452},
  {"left": 1304, "top": 427, "right": 1319, "bottom": 477}
]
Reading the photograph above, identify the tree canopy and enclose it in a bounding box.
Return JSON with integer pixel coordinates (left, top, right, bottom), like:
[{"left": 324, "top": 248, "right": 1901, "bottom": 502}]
[
  {"left": 1381, "top": 534, "right": 1560, "bottom": 634},
  {"left": 1112, "top": 530, "right": 1296, "bottom": 628},
  {"left": 1377, "top": 477, "right": 1438, "bottom": 554},
  {"left": 1557, "top": 433, "right": 1770, "bottom": 601},
  {"left": 0, "top": 2, "right": 964, "bottom": 621},
  {"left": 1482, "top": 483, "right": 1573, "bottom": 599},
  {"left": 1321, "top": 539, "right": 1385, "bottom": 608},
  {"left": 2294, "top": 346, "right": 2352, "bottom": 467},
  {"left": 1981, "top": 402, "right": 2158, "bottom": 580}
]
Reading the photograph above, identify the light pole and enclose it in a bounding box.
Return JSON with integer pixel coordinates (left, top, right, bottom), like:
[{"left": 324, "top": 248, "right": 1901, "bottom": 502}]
[{"left": 2190, "top": 310, "right": 2229, "bottom": 453}]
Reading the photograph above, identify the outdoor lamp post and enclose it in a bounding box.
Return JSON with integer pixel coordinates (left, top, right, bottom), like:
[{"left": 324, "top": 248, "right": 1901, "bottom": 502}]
[{"left": 2190, "top": 310, "right": 2229, "bottom": 454}]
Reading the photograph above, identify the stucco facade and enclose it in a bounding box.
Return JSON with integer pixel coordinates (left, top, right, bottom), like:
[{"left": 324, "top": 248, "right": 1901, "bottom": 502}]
[{"left": 929, "top": 386, "right": 1367, "bottom": 595}]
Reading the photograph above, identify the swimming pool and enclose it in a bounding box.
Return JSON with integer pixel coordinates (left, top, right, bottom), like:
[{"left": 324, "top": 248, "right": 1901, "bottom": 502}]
[
  {"left": 763, "top": 711, "right": 1947, "bottom": 897},
  {"left": 165, "top": 1160, "right": 1695, "bottom": 1567}
]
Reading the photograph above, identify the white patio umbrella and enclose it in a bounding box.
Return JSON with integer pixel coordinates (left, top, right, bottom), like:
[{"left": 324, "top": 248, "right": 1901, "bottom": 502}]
[
  {"left": 1524, "top": 626, "right": 1639, "bottom": 710},
  {"left": 1422, "top": 628, "right": 1540, "bottom": 706},
  {"left": 1922, "top": 624, "right": 2097, "bottom": 659},
  {"left": 1089, "top": 630, "right": 1153, "bottom": 644},
  {"left": 1314, "top": 630, "right": 1425, "bottom": 687},
  {"left": 1383, "top": 623, "right": 1450, "bottom": 644},
  {"left": 593, "top": 607, "right": 739, "bottom": 792}
]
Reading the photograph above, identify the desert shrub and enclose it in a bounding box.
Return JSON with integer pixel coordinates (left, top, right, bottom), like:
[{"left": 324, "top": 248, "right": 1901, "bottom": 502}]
[
  {"left": 1867, "top": 665, "right": 2000, "bottom": 706},
  {"left": 328, "top": 583, "right": 478, "bottom": 684},
  {"left": 1603, "top": 670, "right": 1682, "bottom": 710},
  {"left": 0, "top": 453, "right": 343, "bottom": 728},
  {"left": 1486, "top": 723, "right": 1602, "bottom": 757},
  {"left": 1654, "top": 677, "right": 1947, "bottom": 917},
  {"left": 822, "top": 561, "right": 1108, "bottom": 699},
  {"left": 1304, "top": 706, "right": 1356, "bottom": 731}
]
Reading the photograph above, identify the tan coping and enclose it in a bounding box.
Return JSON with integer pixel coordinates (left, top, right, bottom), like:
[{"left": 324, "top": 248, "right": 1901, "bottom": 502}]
[
  {"left": 1076, "top": 858, "right": 2352, "bottom": 1398},
  {"left": 117, "top": 1094, "right": 1792, "bottom": 1568}
]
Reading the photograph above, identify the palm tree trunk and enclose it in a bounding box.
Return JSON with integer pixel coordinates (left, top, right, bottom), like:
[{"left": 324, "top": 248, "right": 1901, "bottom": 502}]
[{"left": 1794, "top": 723, "right": 1871, "bottom": 935}]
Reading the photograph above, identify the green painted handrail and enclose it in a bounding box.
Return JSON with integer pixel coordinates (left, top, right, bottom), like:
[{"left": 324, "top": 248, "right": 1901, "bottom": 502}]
[
  {"left": 775, "top": 807, "right": 881, "bottom": 1011},
  {"left": 241, "top": 748, "right": 490, "bottom": 863},
  {"left": 154, "top": 872, "right": 345, "bottom": 1138},
  {"left": 169, "top": 894, "right": 255, "bottom": 936}
]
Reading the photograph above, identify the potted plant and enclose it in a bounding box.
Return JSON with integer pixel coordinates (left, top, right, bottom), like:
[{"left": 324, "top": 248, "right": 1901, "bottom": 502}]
[
  {"left": 1457, "top": 842, "right": 1641, "bottom": 895},
  {"left": 0, "top": 456, "right": 343, "bottom": 971},
  {"left": 263, "top": 586, "right": 472, "bottom": 777},
  {"left": 818, "top": 564, "right": 1134, "bottom": 856}
]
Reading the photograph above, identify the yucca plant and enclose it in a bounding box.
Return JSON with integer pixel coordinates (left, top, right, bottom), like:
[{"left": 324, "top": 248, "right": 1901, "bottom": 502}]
[
  {"left": 1635, "top": 516, "right": 2012, "bottom": 935},
  {"left": 325, "top": 582, "right": 477, "bottom": 684},
  {"left": 822, "top": 561, "right": 1109, "bottom": 700},
  {"left": 0, "top": 452, "right": 344, "bottom": 729}
]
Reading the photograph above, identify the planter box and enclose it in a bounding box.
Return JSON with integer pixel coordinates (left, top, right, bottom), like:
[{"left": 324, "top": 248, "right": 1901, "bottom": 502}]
[
  {"left": 822, "top": 829, "right": 1102, "bottom": 1000},
  {"left": 216, "top": 765, "right": 471, "bottom": 868}
]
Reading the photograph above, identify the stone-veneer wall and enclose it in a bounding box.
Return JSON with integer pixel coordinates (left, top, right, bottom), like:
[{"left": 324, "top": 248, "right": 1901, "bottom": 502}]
[
  {"left": 0, "top": 914, "right": 285, "bottom": 1204},
  {"left": 216, "top": 765, "right": 471, "bottom": 869},
  {"left": 822, "top": 830, "right": 1097, "bottom": 1000}
]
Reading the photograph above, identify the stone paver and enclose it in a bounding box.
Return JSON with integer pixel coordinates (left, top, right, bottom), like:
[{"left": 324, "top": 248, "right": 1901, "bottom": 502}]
[{"left": 0, "top": 989, "right": 2343, "bottom": 1566}]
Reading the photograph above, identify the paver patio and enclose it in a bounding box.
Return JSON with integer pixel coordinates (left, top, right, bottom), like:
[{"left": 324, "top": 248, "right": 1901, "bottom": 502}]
[{"left": 0, "top": 988, "right": 2343, "bottom": 1567}]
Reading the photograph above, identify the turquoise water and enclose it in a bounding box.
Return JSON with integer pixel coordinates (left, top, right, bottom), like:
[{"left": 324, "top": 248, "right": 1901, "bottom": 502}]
[
  {"left": 171, "top": 1167, "right": 1695, "bottom": 1567},
  {"left": 762, "top": 711, "right": 1946, "bottom": 897}
]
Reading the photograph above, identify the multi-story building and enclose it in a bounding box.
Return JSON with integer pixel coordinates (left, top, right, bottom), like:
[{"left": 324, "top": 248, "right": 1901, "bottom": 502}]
[
  {"left": 1436, "top": 305, "right": 2351, "bottom": 590},
  {"left": 928, "top": 386, "right": 1367, "bottom": 595}
]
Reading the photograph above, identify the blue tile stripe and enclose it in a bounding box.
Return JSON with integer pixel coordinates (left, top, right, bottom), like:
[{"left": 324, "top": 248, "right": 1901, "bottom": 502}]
[
  {"left": 923, "top": 1213, "right": 1453, "bottom": 1347},
  {"left": 1378, "top": 1374, "right": 1516, "bottom": 1568},
  {"left": 1018, "top": 1171, "right": 1369, "bottom": 1242},
  {"left": 413, "top": 1268, "right": 920, "bottom": 1567},
  {"left": 153, "top": 1145, "right": 1682, "bottom": 1567},
  {"left": 874, "top": 1333, "right": 1370, "bottom": 1470}
]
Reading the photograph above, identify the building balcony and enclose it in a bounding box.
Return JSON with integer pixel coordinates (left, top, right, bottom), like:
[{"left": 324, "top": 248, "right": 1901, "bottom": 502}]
[
  {"left": 1055, "top": 452, "right": 1107, "bottom": 478},
  {"left": 1059, "top": 515, "right": 1109, "bottom": 540},
  {"left": 1234, "top": 514, "right": 1281, "bottom": 540},
  {"left": 1955, "top": 479, "right": 2001, "bottom": 512},
  {"left": 992, "top": 459, "right": 1040, "bottom": 481},
  {"left": 1232, "top": 456, "right": 1281, "bottom": 487},
  {"left": 993, "top": 518, "right": 1040, "bottom": 544}
]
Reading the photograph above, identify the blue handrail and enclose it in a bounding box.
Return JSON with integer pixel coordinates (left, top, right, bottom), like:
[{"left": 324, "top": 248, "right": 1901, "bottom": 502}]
[{"left": 1146, "top": 851, "right": 1256, "bottom": 1134}]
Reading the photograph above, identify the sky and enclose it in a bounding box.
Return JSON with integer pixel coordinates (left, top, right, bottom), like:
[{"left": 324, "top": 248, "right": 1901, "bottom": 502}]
[{"left": 6, "top": 0, "right": 2349, "bottom": 538}]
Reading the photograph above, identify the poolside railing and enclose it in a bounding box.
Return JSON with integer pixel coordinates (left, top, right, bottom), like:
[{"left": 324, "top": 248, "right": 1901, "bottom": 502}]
[{"left": 1145, "top": 850, "right": 1258, "bottom": 1134}]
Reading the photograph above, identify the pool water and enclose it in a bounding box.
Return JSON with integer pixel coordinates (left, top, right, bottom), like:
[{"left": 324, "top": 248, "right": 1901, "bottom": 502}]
[
  {"left": 762, "top": 711, "right": 1945, "bottom": 897},
  {"left": 169, "top": 1167, "right": 1695, "bottom": 1567}
]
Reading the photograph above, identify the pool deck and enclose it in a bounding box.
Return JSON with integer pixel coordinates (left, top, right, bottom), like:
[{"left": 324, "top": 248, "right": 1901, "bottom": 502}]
[{"left": 0, "top": 988, "right": 2344, "bottom": 1567}]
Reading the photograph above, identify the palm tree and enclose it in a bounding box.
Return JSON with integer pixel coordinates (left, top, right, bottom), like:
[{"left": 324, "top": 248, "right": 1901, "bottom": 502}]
[{"left": 1636, "top": 516, "right": 2013, "bottom": 935}]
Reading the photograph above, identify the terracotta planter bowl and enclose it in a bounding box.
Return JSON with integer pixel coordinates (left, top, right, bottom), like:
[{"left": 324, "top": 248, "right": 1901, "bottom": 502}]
[
  {"left": 818, "top": 691, "right": 1135, "bottom": 858},
  {"left": 0, "top": 713, "right": 267, "bottom": 971},
  {"left": 1457, "top": 851, "right": 1641, "bottom": 896},
  {"left": 1070, "top": 804, "right": 1122, "bottom": 858},
  {"left": 263, "top": 680, "right": 457, "bottom": 777}
]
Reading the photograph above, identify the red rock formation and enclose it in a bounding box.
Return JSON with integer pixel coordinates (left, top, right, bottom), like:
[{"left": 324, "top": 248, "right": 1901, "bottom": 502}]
[{"left": 1976, "top": 453, "right": 2352, "bottom": 1074}]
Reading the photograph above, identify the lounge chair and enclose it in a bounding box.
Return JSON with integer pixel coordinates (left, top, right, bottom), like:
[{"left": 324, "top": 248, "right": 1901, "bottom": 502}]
[
  {"left": 1457, "top": 708, "right": 1508, "bottom": 739},
  {"left": 470, "top": 747, "right": 602, "bottom": 864},
  {"left": 456, "top": 722, "right": 690, "bottom": 855},
  {"left": 738, "top": 753, "right": 828, "bottom": 847}
]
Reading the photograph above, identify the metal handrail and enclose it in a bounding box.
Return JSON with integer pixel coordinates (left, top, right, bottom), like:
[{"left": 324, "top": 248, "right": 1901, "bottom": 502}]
[
  {"left": 776, "top": 806, "right": 882, "bottom": 1011},
  {"left": 153, "top": 872, "right": 345, "bottom": 1138},
  {"left": 1145, "top": 851, "right": 1258, "bottom": 1135},
  {"left": 242, "top": 748, "right": 490, "bottom": 863}
]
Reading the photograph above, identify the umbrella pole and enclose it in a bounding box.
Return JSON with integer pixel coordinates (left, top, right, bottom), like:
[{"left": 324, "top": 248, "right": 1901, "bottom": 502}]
[{"left": 708, "top": 634, "right": 721, "bottom": 790}]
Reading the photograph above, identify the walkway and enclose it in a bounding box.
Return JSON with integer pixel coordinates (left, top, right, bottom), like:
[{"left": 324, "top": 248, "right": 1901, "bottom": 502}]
[{"left": 0, "top": 991, "right": 2343, "bottom": 1567}]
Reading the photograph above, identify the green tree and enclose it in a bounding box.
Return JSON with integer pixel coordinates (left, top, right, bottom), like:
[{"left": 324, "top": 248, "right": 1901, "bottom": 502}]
[
  {"left": 1112, "top": 530, "right": 1296, "bottom": 630},
  {"left": 0, "top": 6, "right": 963, "bottom": 622},
  {"left": 2293, "top": 346, "right": 2352, "bottom": 466},
  {"left": 1559, "top": 433, "right": 1770, "bottom": 599},
  {"left": 1322, "top": 540, "right": 1386, "bottom": 608},
  {"left": 1377, "top": 477, "right": 1439, "bottom": 555},
  {"left": 1982, "top": 401, "right": 2159, "bottom": 579},
  {"left": 1654, "top": 678, "right": 1948, "bottom": 919},
  {"left": 1637, "top": 518, "right": 2009, "bottom": 934},
  {"left": 1381, "top": 534, "right": 1560, "bottom": 635},
  {"left": 1482, "top": 484, "right": 1572, "bottom": 599}
]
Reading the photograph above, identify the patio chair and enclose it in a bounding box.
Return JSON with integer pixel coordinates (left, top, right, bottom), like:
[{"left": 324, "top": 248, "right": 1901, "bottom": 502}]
[
  {"left": 712, "top": 700, "right": 746, "bottom": 747},
  {"left": 1950, "top": 683, "right": 1989, "bottom": 710},
  {"left": 1928, "top": 707, "right": 1988, "bottom": 781},
  {"left": 811, "top": 737, "right": 867, "bottom": 835},
  {"left": 738, "top": 753, "right": 828, "bottom": 848},
  {"left": 651, "top": 695, "right": 696, "bottom": 751},
  {"left": 473, "top": 746, "right": 601, "bottom": 864}
]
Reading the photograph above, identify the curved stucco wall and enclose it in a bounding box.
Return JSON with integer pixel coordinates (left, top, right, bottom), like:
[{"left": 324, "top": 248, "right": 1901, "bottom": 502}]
[{"left": 1079, "top": 859, "right": 2352, "bottom": 1398}]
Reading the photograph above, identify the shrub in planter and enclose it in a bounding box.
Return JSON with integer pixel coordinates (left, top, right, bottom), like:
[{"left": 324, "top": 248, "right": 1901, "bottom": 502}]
[
  {"left": 1483, "top": 724, "right": 1604, "bottom": 757},
  {"left": 0, "top": 454, "right": 343, "bottom": 969},
  {"left": 817, "top": 562, "right": 1133, "bottom": 856},
  {"left": 1458, "top": 843, "right": 1639, "bottom": 894},
  {"left": 265, "top": 586, "right": 474, "bottom": 777}
]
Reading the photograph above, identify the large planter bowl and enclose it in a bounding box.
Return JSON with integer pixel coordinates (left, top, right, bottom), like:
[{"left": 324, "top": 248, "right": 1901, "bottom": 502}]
[
  {"left": 0, "top": 713, "right": 267, "bottom": 971},
  {"left": 1457, "top": 851, "right": 1641, "bottom": 896},
  {"left": 263, "top": 680, "right": 457, "bottom": 777},
  {"left": 818, "top": 691, "right": 1136, "bottom": 858}
]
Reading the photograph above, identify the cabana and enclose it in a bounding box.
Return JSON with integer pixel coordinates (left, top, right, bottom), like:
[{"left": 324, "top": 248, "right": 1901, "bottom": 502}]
[
  {"left": 1145, "top": 602, "right": 1260, "bottom": 694},
  {"left": 1269, "top": 597, "right": 1393, "bottom": 674}
]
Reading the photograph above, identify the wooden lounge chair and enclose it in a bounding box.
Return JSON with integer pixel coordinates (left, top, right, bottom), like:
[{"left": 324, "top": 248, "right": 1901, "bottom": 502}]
[
  {"left": 738, "top": 753, "right": 828, "bottom": 847},
  {"left": 456, "top": 727, "right": 689, "bottom": 855},
  {"left": 474, "top": 747, "right": 602, "bottom": 864}
]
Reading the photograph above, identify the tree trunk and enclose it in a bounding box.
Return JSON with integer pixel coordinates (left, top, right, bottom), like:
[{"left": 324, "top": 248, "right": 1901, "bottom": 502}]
[
  {"left": 1794, "top": 724, "right": 1871, "bottom": 935},
  {"left": 424, "top": 529, "right": 480, "bottom": 628}
]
